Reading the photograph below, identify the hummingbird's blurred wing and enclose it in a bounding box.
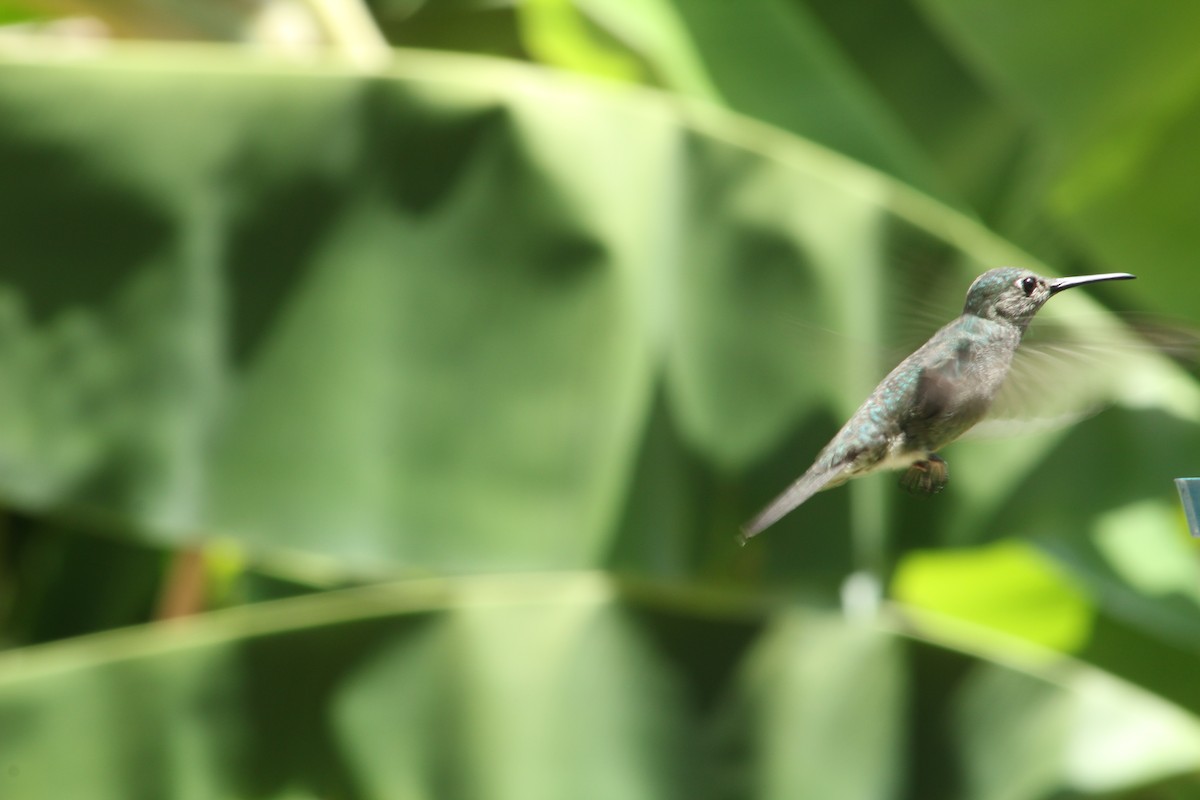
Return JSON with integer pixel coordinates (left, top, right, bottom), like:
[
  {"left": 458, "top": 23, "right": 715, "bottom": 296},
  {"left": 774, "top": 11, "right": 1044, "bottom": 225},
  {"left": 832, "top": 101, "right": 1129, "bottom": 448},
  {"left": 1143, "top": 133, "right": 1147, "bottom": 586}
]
[{"left": 968, "top": 320, "right": 1191, "bottom": 438}]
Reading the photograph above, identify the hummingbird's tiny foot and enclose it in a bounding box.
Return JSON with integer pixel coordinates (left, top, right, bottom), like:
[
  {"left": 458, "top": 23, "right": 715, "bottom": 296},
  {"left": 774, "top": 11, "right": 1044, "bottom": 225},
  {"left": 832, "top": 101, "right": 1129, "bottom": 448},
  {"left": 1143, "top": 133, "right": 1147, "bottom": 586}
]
[
  {"left": 927, "top": 454, "right": 948, "bottom": 493},
  {"left": 900, "top": 454, "right": 949, "bottom": 495}
]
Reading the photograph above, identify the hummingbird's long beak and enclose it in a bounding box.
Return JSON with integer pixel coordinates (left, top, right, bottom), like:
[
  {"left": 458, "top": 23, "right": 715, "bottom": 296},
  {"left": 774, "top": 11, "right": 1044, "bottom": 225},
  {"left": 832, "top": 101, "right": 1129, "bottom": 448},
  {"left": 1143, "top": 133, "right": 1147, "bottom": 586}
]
[{"left": 1049, "top": 272, "right": 1136, "bottom": 294}]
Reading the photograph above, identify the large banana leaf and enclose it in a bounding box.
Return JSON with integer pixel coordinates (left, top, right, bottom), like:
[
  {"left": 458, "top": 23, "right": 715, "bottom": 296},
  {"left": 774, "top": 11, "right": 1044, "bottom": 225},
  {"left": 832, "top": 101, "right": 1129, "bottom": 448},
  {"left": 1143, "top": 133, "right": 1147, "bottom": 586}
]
[
  {"left": 1, "top": 44, "right": 1191, "bottom": 574},
  {"left": 915, "top": 0, "right": 1200, "bottom": 318},
  {"left": 3, "top": 575, "right": 1199, "bottom": 799},
  {"left": 1, "top": 34, "right": 1199, "bottom": 799}
]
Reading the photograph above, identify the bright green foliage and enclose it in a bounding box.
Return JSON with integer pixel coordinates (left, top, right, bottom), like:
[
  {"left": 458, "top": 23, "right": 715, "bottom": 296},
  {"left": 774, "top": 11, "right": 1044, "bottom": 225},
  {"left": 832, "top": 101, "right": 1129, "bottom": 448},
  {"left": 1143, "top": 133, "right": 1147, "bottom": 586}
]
[
  {"left": 893, "top": 539, "right": 1093, "bottom": 652},
  {"left": 1, "top": 2, "right": 1200, "bottom": 798}
]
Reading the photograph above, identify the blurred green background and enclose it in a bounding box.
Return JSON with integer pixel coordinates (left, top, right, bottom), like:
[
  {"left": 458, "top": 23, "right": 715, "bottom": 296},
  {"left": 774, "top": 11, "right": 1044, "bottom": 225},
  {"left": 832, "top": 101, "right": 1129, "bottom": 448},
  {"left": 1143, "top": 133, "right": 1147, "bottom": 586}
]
[{"left": 1, "top": 1, "right": 1200, "bottom": 798}]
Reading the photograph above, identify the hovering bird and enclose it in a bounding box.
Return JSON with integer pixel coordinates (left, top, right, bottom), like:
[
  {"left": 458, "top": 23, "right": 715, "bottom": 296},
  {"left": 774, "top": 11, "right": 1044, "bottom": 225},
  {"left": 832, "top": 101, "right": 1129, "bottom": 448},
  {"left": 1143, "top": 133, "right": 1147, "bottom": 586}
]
[{"left": 740, "top": 267, "right": 1136, "bottom": 540}]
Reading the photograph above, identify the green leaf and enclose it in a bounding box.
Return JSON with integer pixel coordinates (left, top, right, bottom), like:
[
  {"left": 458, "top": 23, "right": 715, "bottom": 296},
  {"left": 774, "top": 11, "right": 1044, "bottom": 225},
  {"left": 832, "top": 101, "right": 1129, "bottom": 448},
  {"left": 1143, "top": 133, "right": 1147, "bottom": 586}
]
[
  {"left": 956, "top": 662, "right": 1200, "bottom": 799},
  {"left": 727, "top": 611, "right": 906, "bottom": 799},
  {"left": 892, "top": 538, "right": 1093, "bottom": 652},
  {"left": 2, "top": 575, "right": 1197, "bottom": 799},
  {"left": 0, "top": 44, "right": 1193, "bottom": 589},
  {"left": 915, "top": 0, "right": 1200, "bottom": 317},
  {"left": 4, "top": 12, "right": 1200, "bottom": 800},
  {"left": 517, "top": 0, "right": 645, "bottom": 81},
  {"left": 583, "top": 0, "right": 946, "bottom": 196}
]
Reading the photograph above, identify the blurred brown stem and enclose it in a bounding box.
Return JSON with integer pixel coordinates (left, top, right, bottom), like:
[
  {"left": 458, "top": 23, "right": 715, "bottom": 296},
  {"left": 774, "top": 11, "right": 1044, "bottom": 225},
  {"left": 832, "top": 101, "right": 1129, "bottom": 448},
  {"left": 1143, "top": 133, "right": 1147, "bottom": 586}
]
[{"left": 155, "top": 546, "right": 207, "bottom": 620}]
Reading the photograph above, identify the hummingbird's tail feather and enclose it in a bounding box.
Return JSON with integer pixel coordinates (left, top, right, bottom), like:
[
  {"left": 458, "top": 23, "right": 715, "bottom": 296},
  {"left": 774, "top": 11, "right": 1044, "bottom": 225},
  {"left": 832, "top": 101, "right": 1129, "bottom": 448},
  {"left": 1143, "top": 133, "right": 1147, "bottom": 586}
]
[{"left": 740, "top": 468, "right": 841, "bottom": 541}]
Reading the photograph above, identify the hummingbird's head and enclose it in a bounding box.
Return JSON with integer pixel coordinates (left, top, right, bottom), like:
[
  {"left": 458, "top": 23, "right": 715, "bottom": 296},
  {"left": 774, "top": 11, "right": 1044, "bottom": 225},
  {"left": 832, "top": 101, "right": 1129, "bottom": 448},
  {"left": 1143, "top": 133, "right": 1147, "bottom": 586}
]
[
  {"left": 963, "top": 268, "right": 1052, "bottom": 327},
  {"left": 963, "top": 267, "right": 1135, "bottom": 329}
]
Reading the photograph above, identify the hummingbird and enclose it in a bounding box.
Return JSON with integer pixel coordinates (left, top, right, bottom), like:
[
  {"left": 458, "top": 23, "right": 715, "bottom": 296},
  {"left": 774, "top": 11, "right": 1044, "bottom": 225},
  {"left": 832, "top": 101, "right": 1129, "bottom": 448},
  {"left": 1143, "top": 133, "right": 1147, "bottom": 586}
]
[{"left": 740, "top": 267, "right": 1136, "bottom": 540}]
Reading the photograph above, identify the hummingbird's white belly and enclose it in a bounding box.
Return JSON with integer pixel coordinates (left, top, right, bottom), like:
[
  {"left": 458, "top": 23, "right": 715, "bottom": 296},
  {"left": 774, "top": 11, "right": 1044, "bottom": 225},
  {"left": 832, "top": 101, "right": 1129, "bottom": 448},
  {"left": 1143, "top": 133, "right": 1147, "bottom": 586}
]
[{"left": 872, "top": 447, "right": 928, "bottom": 474}]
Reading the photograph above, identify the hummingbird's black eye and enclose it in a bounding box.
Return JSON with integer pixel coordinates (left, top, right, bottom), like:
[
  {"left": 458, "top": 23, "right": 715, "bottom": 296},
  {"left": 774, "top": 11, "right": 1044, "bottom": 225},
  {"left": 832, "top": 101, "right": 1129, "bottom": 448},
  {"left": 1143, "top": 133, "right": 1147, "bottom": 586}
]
[{"left": 1019, "top": 276, "right": 1037, "bottom": 296}]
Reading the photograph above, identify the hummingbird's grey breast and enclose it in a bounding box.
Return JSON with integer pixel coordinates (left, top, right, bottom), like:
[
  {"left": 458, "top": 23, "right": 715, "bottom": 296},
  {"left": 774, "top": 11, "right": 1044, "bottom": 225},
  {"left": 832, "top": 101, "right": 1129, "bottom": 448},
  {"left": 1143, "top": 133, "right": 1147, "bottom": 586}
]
[{"left": 818, "top": 313, "right": 1022, "bottom": 482}]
